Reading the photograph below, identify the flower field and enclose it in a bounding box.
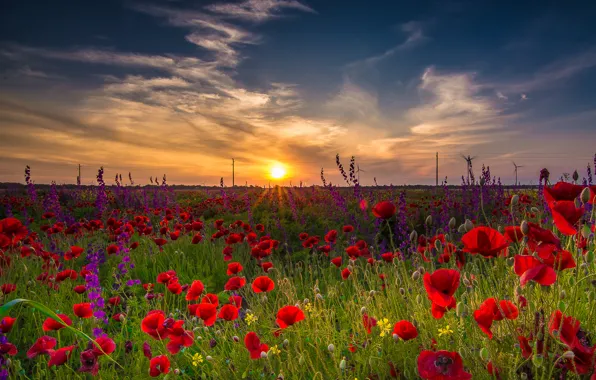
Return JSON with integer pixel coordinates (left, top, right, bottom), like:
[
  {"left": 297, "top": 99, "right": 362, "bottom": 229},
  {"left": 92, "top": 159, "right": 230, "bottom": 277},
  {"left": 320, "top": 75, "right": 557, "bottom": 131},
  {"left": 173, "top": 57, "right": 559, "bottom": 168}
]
[{"left": 1, "top": 166, "right": 596, "bottom": 379}]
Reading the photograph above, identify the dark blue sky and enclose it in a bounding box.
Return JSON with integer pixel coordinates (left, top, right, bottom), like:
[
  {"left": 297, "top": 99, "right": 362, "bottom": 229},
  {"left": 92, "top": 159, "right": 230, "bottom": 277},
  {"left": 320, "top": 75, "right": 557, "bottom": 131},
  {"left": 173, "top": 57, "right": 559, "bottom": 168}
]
[{"left": 1, "top": 0, "right": 595, "bottom": 185}]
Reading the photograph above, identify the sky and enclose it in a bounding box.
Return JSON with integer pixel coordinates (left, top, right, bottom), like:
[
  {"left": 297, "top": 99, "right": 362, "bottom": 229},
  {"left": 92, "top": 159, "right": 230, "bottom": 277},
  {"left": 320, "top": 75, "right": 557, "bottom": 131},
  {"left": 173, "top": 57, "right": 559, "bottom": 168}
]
[{"left": 1, "top": 0, "right": 596, "bottom": 186}]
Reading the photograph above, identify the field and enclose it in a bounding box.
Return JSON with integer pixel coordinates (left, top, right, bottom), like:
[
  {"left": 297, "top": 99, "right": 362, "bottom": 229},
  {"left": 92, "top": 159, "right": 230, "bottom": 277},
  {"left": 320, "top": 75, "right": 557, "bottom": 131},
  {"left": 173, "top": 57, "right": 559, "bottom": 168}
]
[{"left": 0, "top": 167, "right": 595, "bottom": 379}]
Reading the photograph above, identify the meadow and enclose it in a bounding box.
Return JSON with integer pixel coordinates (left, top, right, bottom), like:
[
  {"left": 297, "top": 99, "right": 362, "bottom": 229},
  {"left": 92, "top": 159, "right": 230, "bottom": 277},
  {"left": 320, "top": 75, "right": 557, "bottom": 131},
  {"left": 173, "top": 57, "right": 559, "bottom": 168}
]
[{"left": 0, "top": 163, "right": 595, "bottom": 379}]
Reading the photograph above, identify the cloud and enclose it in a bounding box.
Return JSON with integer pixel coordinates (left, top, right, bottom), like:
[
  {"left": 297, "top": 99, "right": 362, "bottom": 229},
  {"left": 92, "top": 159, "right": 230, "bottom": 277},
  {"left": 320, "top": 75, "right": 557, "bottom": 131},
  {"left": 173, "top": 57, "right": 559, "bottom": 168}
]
[{"left": 206, "top": 0, "right": 315, "bottom": 22}]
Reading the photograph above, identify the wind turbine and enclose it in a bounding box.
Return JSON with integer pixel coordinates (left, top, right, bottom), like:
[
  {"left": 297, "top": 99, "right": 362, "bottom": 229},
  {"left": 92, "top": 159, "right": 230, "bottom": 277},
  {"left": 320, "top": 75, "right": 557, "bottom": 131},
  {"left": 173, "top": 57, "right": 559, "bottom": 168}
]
[
  {"left": 462, "top": 155, "right": 476, "bottom": 183},
  {"left": 513, "top": 161, "right": 524, "bottom": 186},
  {"left": 356, "top": 165, "right": 366, "bottom": 183}
]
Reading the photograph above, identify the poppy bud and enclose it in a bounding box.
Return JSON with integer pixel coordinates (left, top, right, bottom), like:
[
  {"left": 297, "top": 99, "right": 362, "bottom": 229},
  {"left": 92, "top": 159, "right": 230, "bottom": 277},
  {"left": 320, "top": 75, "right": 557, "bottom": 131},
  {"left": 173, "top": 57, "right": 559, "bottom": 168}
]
[
  {"left": 418, "top": 266, "right": 425, "bottom": 274},
  {"left": 562, "top": 350, "right": 574, "bottom": 359},
  {"left": 581, "top": 187, "right": 591, "bottom": 203},
  {"left": 532, "top": 354, "right": 543, "bottom": 368},
  {"left": 283, "top": 339, "right": 289, "bottom": 347},
  {"left": 479, "top": 347, "right": 489, "bottom": 361},
  {"left": 316, "top": 294, "right": 324, "bottom": 301},
  {"left": 449, "top": 217, "right": 456, "bottom": 229},
  {"left": 456, "top": 302, "right": 463, "bottom": 317},
  {"left": 463, "top": 278, "right": 471, "bottom": 287},
  {"left": 261, "top": 351, "right": 268, "bottom": 359},
  {"left": 581, "top": 225, "right": 591, "bottom": 239},
  {"left": 588, "top": 291, "right": 593, "bottom": 302},
  {"left": 206, "top": 355, "right": 213, "bottom": 361},
  {"left": 416, "top": 295, "right": 421, "bottom": 304},
  {"left": 399, "top": 288, "right": 405, "bottom": 296},
  {"left": 531, "top": 207, "right": 539, "bottom": 214},
  {"left": 520, "top": 220, "right": 529, "bottom": 235},
  {"left": 369, "top": 290, "right": 376, "bottom": 297},
  {"left": 409, "top": 230, "right": 418, "bottom": 243},
  {"left": 425, "top": 215, "right": 432, "bottom": 226},
  {"left": 393, "top": 333, "right": 399, "bottom": 342},
  {"left": 232, "top": 336, "right": 239, "bottom": 342},
  {"left": 347, "top": 265, "right": 353, "bottom": 271},
  {"left": 314, "top": 287, "right": 320, "bottom": 294},
  {"left": 521, "top": 373, "right": 528, "bottom": 380},
  {"left": 174, "top": 369, "right": 181, "bottom": 375},
  {"left": 360, "top": 307, "right": 367, "bottom": 314},
  {"left": 587, "top": 250, "right": 595, "bottom": 264},
  {"left": 511, "top": 195, "right": 519, "bottom": 206},
  {"left": 458, "top": 224, "right": 466, "bottom": 233},
  {"left": 464, "top": 219, "right": 474, "bottom": 232},
  {"left": 411, "top": 271, "right": 420, "bottom": 281},
  {"left": 559, "top": 290, "right": 566, "bottom": 300},
  {"left": 497, "top": 225, "right": 504, "bottom": 234},
  {"left": 303, "top": 298, "right": 310, "bottom": 304},
  {"left": 506, "top": 257, "right": 514, "bottom": 266},
  {"left": 339, "top": 358, "right": 347, "bottom": 370},
  {"left": 328, "top": 344, "right": 335, "bottom": 353},
  {"left": 434, "top": 239, "right": 442, "bottom": 252},
  {"left": 574, "top": 198, "right": 581, "bottom": 208}
]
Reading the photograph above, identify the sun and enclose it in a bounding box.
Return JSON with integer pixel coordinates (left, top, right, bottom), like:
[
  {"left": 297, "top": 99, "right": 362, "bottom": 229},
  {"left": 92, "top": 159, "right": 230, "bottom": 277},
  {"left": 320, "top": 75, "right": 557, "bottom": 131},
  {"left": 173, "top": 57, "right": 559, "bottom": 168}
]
[{"left": 270, "top": 165, "right": 287, "bottom": 179}]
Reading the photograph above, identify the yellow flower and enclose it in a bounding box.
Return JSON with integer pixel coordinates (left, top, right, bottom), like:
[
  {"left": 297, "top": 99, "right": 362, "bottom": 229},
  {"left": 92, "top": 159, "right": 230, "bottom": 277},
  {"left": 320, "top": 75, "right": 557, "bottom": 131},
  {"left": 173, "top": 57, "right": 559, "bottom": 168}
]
[
  {"left": 378, "top": 318, "right": 392, "bottom": 337},
  {"left": 304, "top": 303, "right": 314, "bottom": 313},
  {"left": 245, "top": 313, "right": 258, "bottom": 326},
  {"left": 438, "top": 325, "right": 454, "bottom": 337},
  {"left": 269, "top": 345, "right": 281, "bottom": 355},
  {"left": 192, "top": 353, "right": 204, "bottom": 367}
]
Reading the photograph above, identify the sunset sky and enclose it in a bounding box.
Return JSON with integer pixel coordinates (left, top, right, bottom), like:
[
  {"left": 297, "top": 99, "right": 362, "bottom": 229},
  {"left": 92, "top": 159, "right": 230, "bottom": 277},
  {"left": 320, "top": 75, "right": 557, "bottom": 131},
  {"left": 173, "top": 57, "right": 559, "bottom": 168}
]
[{"left": 1, "top": 0, "right": 596, "bottom": 186}]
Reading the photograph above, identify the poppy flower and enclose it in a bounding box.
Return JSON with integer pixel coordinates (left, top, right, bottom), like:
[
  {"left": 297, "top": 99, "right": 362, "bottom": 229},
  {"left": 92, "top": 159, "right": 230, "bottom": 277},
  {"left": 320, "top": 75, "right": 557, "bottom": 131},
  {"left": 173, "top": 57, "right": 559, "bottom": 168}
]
[
  {"left": 325, "top": 229, "right": 338, "bottom": 243},
  {"left": 252, "top": 276, "right": 275, "bottom": 293},
  {"left": 341, "top": 267, "right": 352, "bottom": 280},
  {"left": 201, "top": 293, "right": 220, "bottom": 306},
  {"left": 343, "top": 225, "right": 354, "bottom": 233},
  {"left": 48, "top": 345, "right": 76, "bottom": 367},
  {"left": 107, "top": 244, "right": 120, "bottom": 255},
  {"left": 526, "top": 222, "right": 560, "bottom": 248},
  {"left": 0, "top": 316, "right": 16, "bottom": 333},
  {"left": 393, "top": 320, "right": 418, "bottom": 341},
  {"left": 331, "top": 257, "right": 342, "bottom": 267},
  {"left": 167, "top": 281, "right": 182, "bottom": 295},
  {"left": 141, "top": 310, "right": 169, "bottom": 340},
  {"left": 473, "top": 298, "right": 518, "bottom": 339},
  {"left": 27, "top": 336, "right": 57, "bottom": 358},
  {"left": 73, "top": 285, "right": 87, "bottom": 294},
  {"left": 550, "top": 201, "right": 585, "bottom": 236},
  {"left": 544, "top": 182, "right": 585, "bottom": 204},
  {"left": 227, "top": 262, "right": 243, "bottom": 276},
  {"left": 153, "top": 238, "right": 167, "bottom": 248},
  {"left": 167, "top": 330, "right": 194, "bottom": 355},
  {"left": 423, "top": 269, "right": 460, "bottom": 308},
  {"left": 73, "top": 303, "right": 93, "bottom": 319},
  {"left": 381, "top": 252, "right": 395, "bottom": 263},
  {"left": 372, "top": 201, "right": 396, "bottom": 219},
  {"left": 185, "top": 280, "right": 205, "bottom": 301},
  {"left": 197, "top": 303, "right": 217, "bottom": 326},
  {"left": 514, "top": 255, "right": 556, "bottom": 287},
  {"left": 157, "top": 270, "right": 177, "bottom": 284},
  {"left": 504, "top": 226, "right": 524, "bottom": 243},
  {"left": 65, "top": 246, "right": 84, "bottom": 260},
  {"left": 563, "top": 344, "right": 596, "bottom": 375},
  {"left": 149, "top": 355, "right": 170, "bottom": 377},
  {"left": 245, "top": 332, "right": 269, "bottom": 359},
  {"left": 108, "top": 296, "right": 121, "bottom": 306},
  {"left": 42, "top": 314, "right": 72, "bottom": 331},
  {"left": 261, "top": 261, "right": 273, "bottom": 273},
  {"left": 0, "top": 342, "right": 17, "bottom": 356},
  {"left": 299, "top": 232, "right": 309, "bottom": 241},
  {"left": 548, "top": 310, "right": 580, "bottom": 348},
  {"left": 362, "top": 313, "right": 377, "bottom": 334},
  {"left": 517, "top": 335, "right": 533, "bottom": 359},
  {"left": 218, "top": 304, "right": 239, "bottom": 321},
  {"left": 78, "top": 349, "right": 99, "bottom": 376},
  {"left": 92, "top": 336, "right": 116, "bottom": 356},
  {"left": 56, "top": 269, "right": 78, "bottom": 282},
  {"left": 224, "top": 276, "right": 246, "bottom": 291},
  {"left": 276, "top": 305, "right": 305, "bottom": 329},
  {"left": 130, "top": 241, "right": 140, "bottom": 250},
  {"left": 229, "top": 295, "right": 243, "bottom": 308},
  {"left": 1, "top": 283, "right": 16, "bottom": 294},
  {"left": 0, "top": 217, "right": 28, "bottom": 246},
  {"left": 461, "top": 226, "right": 509, "bottom": 258},
  {"left": 417, "top": 350, "right": 472, "bottom": 380}
]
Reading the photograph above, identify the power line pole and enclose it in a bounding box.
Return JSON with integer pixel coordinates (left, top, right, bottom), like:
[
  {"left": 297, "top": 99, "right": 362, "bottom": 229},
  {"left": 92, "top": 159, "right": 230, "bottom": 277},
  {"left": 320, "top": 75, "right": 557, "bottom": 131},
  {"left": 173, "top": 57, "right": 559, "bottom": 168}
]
[
  {"left": 435, "top": 152, "right": 438, "bottom": 186},
  {"left": 232, "top": 158, "right": 235, "bottom": 187},
  {"left": 78, "top": 164, "right": 81, "bottom": 185}
]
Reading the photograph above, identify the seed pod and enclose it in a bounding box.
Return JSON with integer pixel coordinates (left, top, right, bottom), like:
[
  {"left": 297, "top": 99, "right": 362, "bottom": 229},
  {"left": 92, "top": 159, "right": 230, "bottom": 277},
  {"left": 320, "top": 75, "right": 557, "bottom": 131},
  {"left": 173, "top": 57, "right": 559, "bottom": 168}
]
[
  {"left": 434, "top": 239, "right": 443, "bottom": 252},
  {"left": 360, "top": 307, "right": 367, "bottom": 314},
  {"left": 339, "top": 358, "right": 347, "bottom": 370},
  {"left": 328, "top": 344, "right": 335, "bottom": 353},
  {"left": 560, "top": 290, "right": 566, "bottom": 300},
  {"left": 283, "top": 339, "right": 289, "bottom": 347},
  {"left": 479, "top": 347, "right": 489, "bottom": 361},
  {"left": 464, "top": 219, "right": 474, "bottom": 232},
  {"left": 449, "top": 217, "right": 456, "bottom": 229},
  {"left": 261, "top": 351, "right": 268, "bottom": 359},
  {"left": 463, "top": 278, "right": 471, "bottom": 287},
  {"left": 412, "top": 271, "right": 421, "bottom": 281},
  {"left": 581, "top": 187, "right": 591, "bottom": 203},
  {"left": 410, "top": 230, "right": 418, "bottom": 243},
  {"left": 532, "top": 354, "right": 543, "bottom": 368},
  {"left": 511, "top": 195, "right": 519, "bottom": 206},
  {"left": 458, "top": 224, "right": 466, "bottom": 234},
  {"left": 369, "top": 290, "right": 376, "bottom": 297},
  {"left": 506, "top": 257, "right": 515, "bottom": 266},
  {"left": 520, "top": 220, "right": 529, "bottom": 235}
]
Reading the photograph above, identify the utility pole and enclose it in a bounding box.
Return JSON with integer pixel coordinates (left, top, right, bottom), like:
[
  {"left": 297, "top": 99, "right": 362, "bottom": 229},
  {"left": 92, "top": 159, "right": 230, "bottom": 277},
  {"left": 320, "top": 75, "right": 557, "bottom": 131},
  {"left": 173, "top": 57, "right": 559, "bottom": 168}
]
[
  {"left": 435, "top": 152, "right": 438, "bottom": 186},
  {"left": 232, "top": 158, "right": 235, "bottom": 187},
  {"left": 77, "top": 164, "right": 81, "bottom": 185}
]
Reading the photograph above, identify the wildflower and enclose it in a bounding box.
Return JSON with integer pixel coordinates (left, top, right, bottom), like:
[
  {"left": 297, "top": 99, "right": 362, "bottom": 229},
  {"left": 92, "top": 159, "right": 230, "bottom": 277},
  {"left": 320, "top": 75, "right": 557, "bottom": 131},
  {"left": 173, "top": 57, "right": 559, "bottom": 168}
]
[
  {"left": 245, "top": 313, "right": 258, "bottom": 326},
  {"left": 393, "top": 320, "right": 418, "bottom": 341},
  {"left": 438, "top": 325, "right": 454, "bottom": 337},
  {"left": 192, "top": 353, "right": 204, "bottom": 367},
  {"left": 417, "top": 350, "right": 471, "bottom": 379},
  {"left": 252, "top": 276, "right": 275, "bottom": 293},
  {"left": 269, "top": 345, "right": 281, "bottom": 355},
  {"left": 276, "top": 306, "right": 305, "bottom": 329},
  {"left": 423, "top": 269, "right": 460, "bottom": 319},
  {"left": 378, "top": 318, "right": 392, "bottom": 337},
  {"left": 245, "top": 332, "right": 269, "bottom": 359},
  {"left": 372, "top": 201, "right": 396, "bottom": 219}
]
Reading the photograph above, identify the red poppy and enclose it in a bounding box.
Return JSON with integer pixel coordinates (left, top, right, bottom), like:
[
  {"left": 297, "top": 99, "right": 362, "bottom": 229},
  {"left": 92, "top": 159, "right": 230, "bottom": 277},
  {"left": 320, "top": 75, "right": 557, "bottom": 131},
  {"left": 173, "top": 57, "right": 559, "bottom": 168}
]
[
  {"left": 514, "top": 255, "right": 556, "bottom": 287},
  {"left": 461, "top": 226, "right": 509, "bottom": 258},
  {"left": 153, "top": 238, "right": 167, "bottom": 248},
  {"left": 27, "top": 336, "right": 57, "bottom": 358},
  {"left": 78, "top": 349, "right": 99, "bottom": 375},
  {"left": 550, "top": 201, "right": 585, "bottom": 236},
  {"left": 73, "top": 285, "right": 87, "bottom": 294},
  {"left": 341, "top": 267, "right": 352, "bottom": 280},
  {"left": 42, "top": 314, "right": 72, "bottom": 331},
  {"left": 0, "top": 342, "right": 17, "bottom": 356},
  {"left": 417, "top": 350, "right": 471, "bottom": 380},
  {"left": 276, "top": 305, "right": 305, "bottom": 329},
  {"left": 185, "top": 280, "right": 205, "bottom": 301},
  {"left": 106, "top": 244, "right": 120, "bottom": 255},
  {"left": 331, "top": 257, "right": 342, "bottom": 267},
  {"left": 563, "top": 344, "right": 596, "bottom": 375},
  {"left": 504, "top": 226, "right": 524, "bottom": 243},
  {"left": 157, "top": 270, "right": 177, "bottom": 284},
  {"left": 56, "top": 269, "right": 78, "bottom": 282},
  {"left": 48, "top": 345, "right": 76, "bottom": 367},
  {"left": 393, "top": 320, "right": 418, "bottom": 341},
  {"left": 423, "top": 269, "right": 460, "bottom": 308},
  {"left": 362, "top": 313, "right": 377, "bottom": 334},
  {"left": 517, "top": 335, "right": 533, "bottom": 359},
  {"left": 544, "top": 182, "right": 585, "bottom": 204},
  {"left": 380, "top": 252, "right": 395, "bottom": 263},
  {"left": 486, "top": 361, "right": 501, "bottom": 379},
  {"left": 218, "top": 304, "right": 239, "bottom": 321},
  {"left": 548, "top": 310, "right": 580, "bottom": 348},
  {"left": 92, "top": 336, "right": 116, "bottom": 356},
  {"left": 299, "top": 232, "right": 309, "bottom": 241},
  {"left": 201, "top": 293, "right": 220, "bottom": 307},
  {"left": 224, "top": 276, "right": 246, "bottom": 291},
  {"left": 197, "top": 303, "right": 217, "bottom": 326},
  {"left": 149, "top": 355, "right": 170, "bottom": 377},
  {"left": 526, "top": 222, "right": 561, "bottom": 248},
  {"left": 167, "top": 281, "right": 182, "bottom": 294},
  {"left": 0, "top": 316, "right": 16, "bottom": 333},
  {"left": 227, "top": 262, "right": 243, "bottom": 275},
  {"left": 325, "top": 229, "right": 338, "bottom": 244},
  {"left": 65, "top": 246, "right": 84, "bottom": 260},
  {"left": 141, "top": 310, "right": 169, "bottom": 340},
  {"left": 252, "top": 276, "right": 275, "bottom": 293},
  {"left": 244, "top": 332, "right": 269, "bottom": 359},
  {"left": 535, "top": 244, "right": 576, "bottom": 271},
  {"left": 229, "top": 295, "right": 242, "bottom": 308},
  {"left": 0, "top": 217, "right": 28, "bottom": 246},
  {"left": 473, "top": 298, "right": 518, "bottom": 338},
  {"left": 343, "top": 225, "right": 354, "bottom": 233},
  {"left": 261, "top": 262, "right": 273, "bottom": 273},
  {"left": 167, "top": 329, "right": 194, "bottom": 355},
  {"left": 73, "top": 303, "right": 93, "bottom": 319},
  {"left": 1, "top": 284, "right": 16, "bottom": 294},
  {"left": 372, "top": 201, "right": 396, "bottom": 219}
]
